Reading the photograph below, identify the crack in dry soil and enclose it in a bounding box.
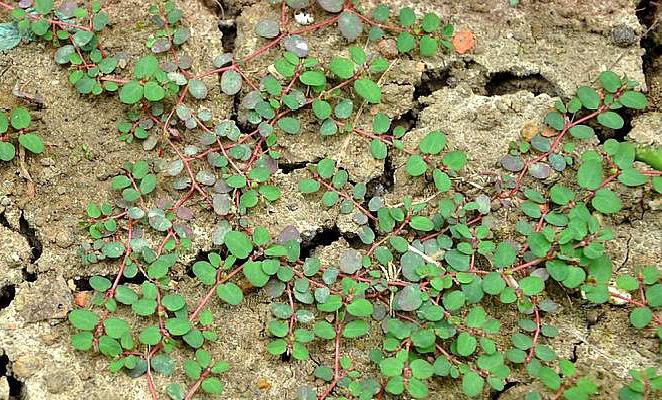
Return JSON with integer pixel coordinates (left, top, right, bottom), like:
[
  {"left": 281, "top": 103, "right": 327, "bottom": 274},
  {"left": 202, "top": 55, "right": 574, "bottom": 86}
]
[
  {"left": 485, "top": 71, "right": 562, "bottom": 98},
  {"left": 0, "top": 352, "right": 24, "bottom": 399}
]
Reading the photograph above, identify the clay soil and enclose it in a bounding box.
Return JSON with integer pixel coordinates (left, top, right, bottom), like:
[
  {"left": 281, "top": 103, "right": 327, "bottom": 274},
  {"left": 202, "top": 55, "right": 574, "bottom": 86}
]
[{"left": 0, "top": 1, "right": 660, "bottom": 399}]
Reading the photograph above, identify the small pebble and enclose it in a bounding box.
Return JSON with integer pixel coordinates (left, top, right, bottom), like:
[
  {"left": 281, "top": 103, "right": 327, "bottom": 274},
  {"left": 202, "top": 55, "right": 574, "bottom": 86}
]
[
  {"left": 257, "top": 377, "right": 272, "bottom": 390},
  {"left": 294, "top": 11, "right": 314, "bottom": 26},
  {"left": 377, "top": 39, "right": 398, "bottom": 59},
  {"left": 610, "top": 24, "right": 637, "bottom": 48}
]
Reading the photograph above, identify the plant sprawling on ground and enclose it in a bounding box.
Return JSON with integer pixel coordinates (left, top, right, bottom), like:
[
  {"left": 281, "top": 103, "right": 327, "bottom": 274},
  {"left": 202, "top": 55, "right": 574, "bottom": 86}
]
[{"left": 1, "top": 0, "right": 661, "bottom": 399}]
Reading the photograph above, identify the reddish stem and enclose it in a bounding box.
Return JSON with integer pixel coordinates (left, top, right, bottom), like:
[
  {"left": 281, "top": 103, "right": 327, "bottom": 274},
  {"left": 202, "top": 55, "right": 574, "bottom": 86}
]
[
  {"left": 317, "top": 319, "right": 343, "bottom": 399},
  {"left": 526, "top": 305, "right": 541, "bottom": 362},
  {"left": 183, "top": 367, "right": 212, "bottom": 400},
  {"left": 189, "top": 265, "right": 244, "bottom": 322},
  {"left": 106, "top": 219, "right": 134, "bottom": 299}
]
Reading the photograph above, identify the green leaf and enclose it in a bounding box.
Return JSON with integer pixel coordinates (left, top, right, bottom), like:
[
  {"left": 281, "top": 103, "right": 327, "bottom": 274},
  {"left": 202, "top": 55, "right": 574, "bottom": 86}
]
[
  {"left": 143, "top": 81, "right": 165, "bottom": 101},
  {"left": 569, "top": 125, "right": 595, "bottom": 139},
  {"left": 410, "top": 359, "right": 434, "bottom": 379},
  {"left": 577, "top": 159, "right": 603, "bottom": 190},
  {"left": 443, "top": 151, "right": 467, "bottom": 170},
  {"left": 411, "top": 329, "right": 435, "bottom": 348},
  {"left": 537, "top": 366, "right": 561, "bottom": 390},
  {"left": 104, "top": 317, "right": 130, "bottom": 339},
  {"left": 394, "top": 284, "right": 423, "bottom": 311},
  {"left": 462, "top": 371, "right": 484, "bottom": 397},
  {"left": 298, "top": 178, "right": 321, "bottom": 194},
  {"left": 334, "top": 99, "right": 353, "bottom": 119},
  {"left": 166, "top": 383, "right": 184, "bottom": 400},
  {"left": 139, "top": 174, "right": 157, "bottom": 194},
  {"left": 72, "top": 30, "right": 94, "bottom": 47},
  {"left": 591, "top": 189, "right": 622, "bottom": 214},
  {"left": 312, "top": 99, "right": 332, "bottom": 120},
  {"left": 520, "top": 276, "right": 544, "bottom": 296},
  {"left": 629, "top": 307, "right": 652, "bottom": 328},
  {"left": 211, "top": 361, "right": 230, "bottom": 374},
  {"left": 188, "top": 79, "right": 208, "bottom": 99},
  {"left": 371, "top": 4, "right": 389, "bottom": 21},
  {"left": 576, "top": 86, "right": 600, "bottom": 110},
  {"left": 115, "top": 286, "right": 138, "bottom": 305},
  {"left": 354, "top": 79, "right": 381, "bottom": 104},
  {"left": 162, "top": 294, "right": 186, "bottom": 311},
  {"left": 0, "top": 142, "right": 15, "bottom": 161},
  {"left": 406, "top": 155, "right": 427, "bottom": 176},
  {"left": 18, "top": 133, "right": 44, "bottom": 154},
  {"left": 243, "top": 261, "right": 269, "bottom": 287},
  {"left": 31, "top": 19, "right": 49, "bottom": 36},
  {"left": 193, "top": 261, "right": 217, "bottom": 285},
  {"left": 407, "top": 377, "right": 429, "bottom": 398},
  {"left": 134, "top": 55, "right": 159, "bottom": 79},
  {"left": 111, "top": 175, "right": 131, "bottom": 190},
  {"left": 482, "top": 272, "right": 506, "bottom": 295},
  {"left": 421, "top": 12, "right": 440, "bottom": 32},
  {"left": 433, "top": 169, "right": 451, "bottom": 192},
  {"left": 90, "top": 276, "right": 111, "bottom": 291},
  {"left": 139, "top": 325, "right": 162, "bottom": 345},
  {"left": 342, "top": 320, "right": 370, "bottom": 338},
  {"left": 419, "top": 35, "right": 438, "bottom": 57},
  {"left": 544, "top": 112, "right": 565, "bottom": 130},
  {"left": 68, "top": 309, "right": 99, "bottom": 331},
  {"left": 102, "top": 242, "right": 125, "bottom": 258},
  {"left": 165, "top": 318, "right": 192, "bottom": 336},
  {"left": 380, "top": 357, "right": 404, "bottom": 377},
  {"left": 201, "top": 377, "right": 224, "bottom": 395},
  {"left": 549, "top": 185, "right": 575, "bottom": 205},
  {"left": 399, "top": 7, "right": 416, "bottom": 27},
  {"left": 619, "top": 91, "right": 647, "bottom": 109},
  {"left": 494, "top": 242, "right": 516, "bottom": 268},
  {"left": 0, "top": 112, "right": 7, "bottom": 133},
  {"left": 151, "top": 354, "right": 175, "bottom": 376},
  {"left": 597, "top": 112, "right": 624, "bottom": 129},
  {"left": 419, "top": 131, "right": 446, "bottom": 154},
  {"left": 445, "top": 249, "right": 470, "bottom": 271},
  {"left": 267, "top": 338, "right": 287, "bottom": 355},
  {"left": 0, "top": 22, "right": 21, "bottom": 52},
  {"left": 443, "top": 290, "right": 465, "bottom": 311},
  {"left": 119, "top": 81, "right": 144, "bottom": 104},
  {"left": 98, "top": 336, "right": 122, "bottom": 357},
  {"left": 618, "top": 168, "right": 647, "bottom": 187},
  {"left": 599, "top": 71, "right": 621, "bottom": 93},
  {"left": 216, "top": 283, "right": 243, "bottom": 305},
  {"left": 224, "top": 230, "right": 253, "bottom": 259},
  {"left": 314, "top": 321, "right": 336, "bottom": 339},
  {"left": 329, "top": 57, "right": 354, "bottom": 79},
  {"left": 277, "top": 117, "right": 300, "bottom": 134},
  {"left": 317, "top": 158, "right": 335, "bottom": 179},
  {"left": 646, "top": 284, "right": 662, "bottom": 307},
  {"left": 10, "top": 107, "right": 31, "bottom": 129},
  {"left": 409, "top": 216, "right": 434, "bottom": 231},
  {"left": 71, "top": 331, "right": 93, "bottom": 350},
  {"left": 346, "top": 298, "right": 373, "bottom": 317},
  {"left": 255, "top": 19, "right": 279, "bottom": 39},
  {"left": 456, "top": 332, "right": 477, "bottom": 356},
  {"left": 372, "top": 113, "right": 390, "bottom": 133},
  {"left": 221, "top": 70, "right": 242, "bottom": 95},
  {"left": 396, "top": 31, "right": 415, "bottom": 53},
  {"left": 34, "top": 0, "right": 53, "bottom": 14},
  {"left": 299, "top": 70, "right": 326, "bottom": 86},
  {"left": 338, "top": 11, "right": 363, "bottom": 42}
]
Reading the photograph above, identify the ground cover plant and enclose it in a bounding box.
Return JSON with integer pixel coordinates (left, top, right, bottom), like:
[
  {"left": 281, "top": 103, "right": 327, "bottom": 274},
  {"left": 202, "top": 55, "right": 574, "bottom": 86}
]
[{"left": 1, "top": 0, "right": 661, "bottom": 399}]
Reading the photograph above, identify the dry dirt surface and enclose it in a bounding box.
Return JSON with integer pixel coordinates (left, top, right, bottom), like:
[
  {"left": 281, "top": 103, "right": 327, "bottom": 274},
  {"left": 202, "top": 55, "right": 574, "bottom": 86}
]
[{"left": 0, "top": 0, "right": 660, "bottom": 399}]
